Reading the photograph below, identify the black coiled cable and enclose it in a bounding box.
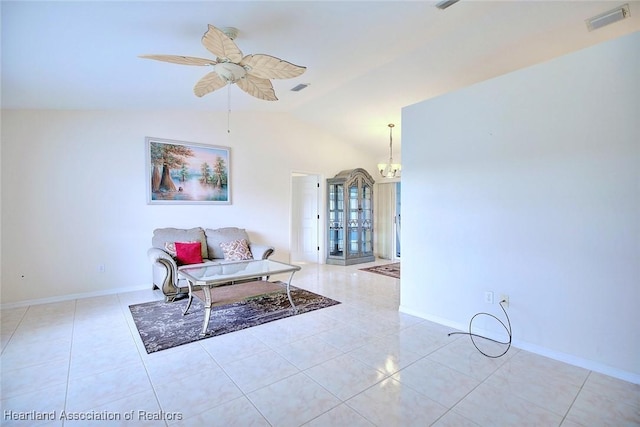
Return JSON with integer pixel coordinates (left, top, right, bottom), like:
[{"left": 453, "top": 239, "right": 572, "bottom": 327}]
[{"left": 448, "top": 300, "right": 512, "bottom": 358}]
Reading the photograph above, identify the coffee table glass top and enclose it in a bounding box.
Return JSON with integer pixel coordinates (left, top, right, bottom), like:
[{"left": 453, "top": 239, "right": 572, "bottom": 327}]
[{"left": 178, "top": 259, "right": 301, "bottom": 284}]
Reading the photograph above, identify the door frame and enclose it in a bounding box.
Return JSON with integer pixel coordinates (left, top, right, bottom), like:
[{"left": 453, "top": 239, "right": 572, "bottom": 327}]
[
  {"left": 289, "top": 171, "right": 323, "bottom": 264},
  {"left": 375, "top": 179, "right": 401, "bottom": 261}
]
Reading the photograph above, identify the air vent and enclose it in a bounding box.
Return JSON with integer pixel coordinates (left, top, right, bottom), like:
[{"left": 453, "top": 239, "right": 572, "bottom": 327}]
[
  {"left": 436, "top": 0, "right": 460, "bottom": 10},
  {"left": 291, "top": 83, "right": 310, "bottom": 92},
  {"left": 586, "top": 4, "right": 630, "bottom": 31}
]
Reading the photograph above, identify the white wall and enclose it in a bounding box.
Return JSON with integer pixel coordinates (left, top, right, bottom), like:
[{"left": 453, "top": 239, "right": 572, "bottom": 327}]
[
  {"left": 401, "top": 32, "right": 640, "bottom": 382},
  {"left": 0, "top": 110, "right": 377, "bottom": 304}
]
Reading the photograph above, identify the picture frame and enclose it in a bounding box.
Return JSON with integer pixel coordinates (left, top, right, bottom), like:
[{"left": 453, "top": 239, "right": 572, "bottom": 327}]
[{"left": 146, "top": 137, "right": 231, "bottom": 204}]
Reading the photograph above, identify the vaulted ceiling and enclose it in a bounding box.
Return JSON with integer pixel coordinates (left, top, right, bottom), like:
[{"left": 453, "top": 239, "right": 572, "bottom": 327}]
[{"left": 2, "top": 1, "right": 639, "bottom": 159}]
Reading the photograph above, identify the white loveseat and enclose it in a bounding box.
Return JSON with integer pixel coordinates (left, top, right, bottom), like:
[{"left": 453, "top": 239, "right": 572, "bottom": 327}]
[{"left": 147, "top": 227, "right": 274, "bottom": 302}]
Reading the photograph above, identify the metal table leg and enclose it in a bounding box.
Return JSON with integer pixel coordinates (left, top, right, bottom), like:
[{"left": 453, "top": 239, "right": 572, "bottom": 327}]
[
  {"left": 199, "top": 285, "right": 212, "bottom": 337},
  {"left": 285, "top": 270, "right": 297, "bottom": 311},
  {"left": 182, "top": 279, "right": 194, "bottom": 315}
]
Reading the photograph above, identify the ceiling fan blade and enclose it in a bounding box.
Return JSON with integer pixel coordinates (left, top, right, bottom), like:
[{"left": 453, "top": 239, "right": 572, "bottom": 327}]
[
  {"left": 236, "top": 75, "right": 277, "bottom": 101},
  {"left": 201, "top": 25, "right": 243, "bottom": 63},
  {"left": 138, "top": 54, "right": 214, "bottom": 66},
  {"left": 241, "top": 54, "right": 306, "bottom": 79},
  {"left": 193, "top": 71, "right": 227, "bottom": 97}
]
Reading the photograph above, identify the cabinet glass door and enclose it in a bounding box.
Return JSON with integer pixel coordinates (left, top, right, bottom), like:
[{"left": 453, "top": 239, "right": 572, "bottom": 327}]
[
  {"left": 361, "top": 182, "right": 373, "bottom": 255},
  {"left": 348, "top": 183, "right": 359, "bottom": 256},
  {"left": 328, "top": 183, "right": 344, "bottom": 256}
]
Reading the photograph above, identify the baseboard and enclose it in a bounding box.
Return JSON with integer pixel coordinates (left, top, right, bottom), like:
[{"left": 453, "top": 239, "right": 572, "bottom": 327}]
[
  {"left": 0, "top": 284, "right": 152, "bottom": 310},
  {"left": 399, "top": 304, "right": 640, "bottom": 385}
]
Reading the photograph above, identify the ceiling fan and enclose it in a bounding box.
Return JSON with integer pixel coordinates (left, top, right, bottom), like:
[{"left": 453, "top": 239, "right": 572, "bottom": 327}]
[{"left": 139, "top": 25, "right": 306, "bottom": 101}]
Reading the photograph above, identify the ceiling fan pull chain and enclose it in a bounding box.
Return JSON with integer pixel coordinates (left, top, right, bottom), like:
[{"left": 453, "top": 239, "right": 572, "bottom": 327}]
[{"left": 227, "top": 84, "right": 231, "bottom": 134}]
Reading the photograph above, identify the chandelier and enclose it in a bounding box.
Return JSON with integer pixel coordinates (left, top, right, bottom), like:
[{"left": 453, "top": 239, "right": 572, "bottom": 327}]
[{"left": 377, "top": 123, "right": 401, "bottom": 178}]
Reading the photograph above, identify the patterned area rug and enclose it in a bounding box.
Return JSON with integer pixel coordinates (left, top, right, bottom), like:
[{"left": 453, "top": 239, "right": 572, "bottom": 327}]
[
  {"left": 359, "top": 262, "right": 400, "bottom": 279},
  {"left": 129, "top": 282, "right": 340, "bottom": 353}
]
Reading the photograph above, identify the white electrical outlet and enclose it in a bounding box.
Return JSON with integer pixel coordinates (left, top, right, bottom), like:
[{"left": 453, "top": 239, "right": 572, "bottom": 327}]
[
  {"left": 98, "top": 264, "right": 106, "bottom": 273},
  {"left": 484, "top": 291, "right": 494, "bottom": 304},
  {"left": 500, "top": 294, "right": 509, "bottom": 308}
]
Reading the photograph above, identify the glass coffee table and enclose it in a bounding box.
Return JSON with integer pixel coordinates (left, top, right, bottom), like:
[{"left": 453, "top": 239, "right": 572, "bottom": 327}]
[{"left": 178, "top": 259, "right": 302, "bottom": 337}]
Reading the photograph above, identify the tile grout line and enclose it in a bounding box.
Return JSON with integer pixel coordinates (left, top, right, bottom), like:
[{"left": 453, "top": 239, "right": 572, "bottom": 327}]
[
  {"left": 60, "top": 298, "right": 78, "bottom": 426},
  {"left": 117, "top": 291, "right": 173, "bottom": 427}
]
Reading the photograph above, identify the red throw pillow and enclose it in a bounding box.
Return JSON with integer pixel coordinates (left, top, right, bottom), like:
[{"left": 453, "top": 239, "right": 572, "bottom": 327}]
[{"left": 174, "top": 241, "right": 203, "bottom": 265}]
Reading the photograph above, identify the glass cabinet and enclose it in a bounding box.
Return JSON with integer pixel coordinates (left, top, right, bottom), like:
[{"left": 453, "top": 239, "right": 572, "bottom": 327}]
[{"left": 327, "top": 168, "right": 375, "bottom": 265}]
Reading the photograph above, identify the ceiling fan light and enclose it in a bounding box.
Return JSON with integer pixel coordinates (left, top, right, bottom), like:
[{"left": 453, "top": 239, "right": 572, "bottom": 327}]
[{"left": 213, "top": 62, "right": 247, "bottom": 83}]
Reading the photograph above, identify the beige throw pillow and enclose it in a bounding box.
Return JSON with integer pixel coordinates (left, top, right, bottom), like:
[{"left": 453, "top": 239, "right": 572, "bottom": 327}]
[
  {"left": 164, "top": 241, "right": 178, "bottom": 256},
  {"left": 219, "top": 239, "right": 253, "bottom": 261}
]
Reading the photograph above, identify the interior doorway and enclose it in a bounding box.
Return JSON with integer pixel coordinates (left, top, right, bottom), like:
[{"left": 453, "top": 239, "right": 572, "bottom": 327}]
[
  {"left": 290, "top": 173, "right": 321, "bottom": 263},
  {"left": 375, "top": 181, "right": 401, "bottom": 260},
  {"left": 395, "top": 182, "right": 401, "bottom": 258}
]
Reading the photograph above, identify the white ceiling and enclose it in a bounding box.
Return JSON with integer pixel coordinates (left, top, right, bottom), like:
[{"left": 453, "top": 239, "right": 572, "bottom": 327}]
[{"left": 2, "top": 1, "right": 639, "bottom": 159}]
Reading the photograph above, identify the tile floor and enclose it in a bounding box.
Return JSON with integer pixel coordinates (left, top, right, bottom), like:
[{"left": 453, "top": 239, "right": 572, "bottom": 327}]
[{"left": 1, "top": 261, "right": 639, "bottom": 426}]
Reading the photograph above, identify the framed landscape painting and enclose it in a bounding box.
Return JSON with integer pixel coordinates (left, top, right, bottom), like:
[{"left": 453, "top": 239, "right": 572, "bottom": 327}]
[{"left": 146, "top": 137, "right": 231, "bottom": 204}]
